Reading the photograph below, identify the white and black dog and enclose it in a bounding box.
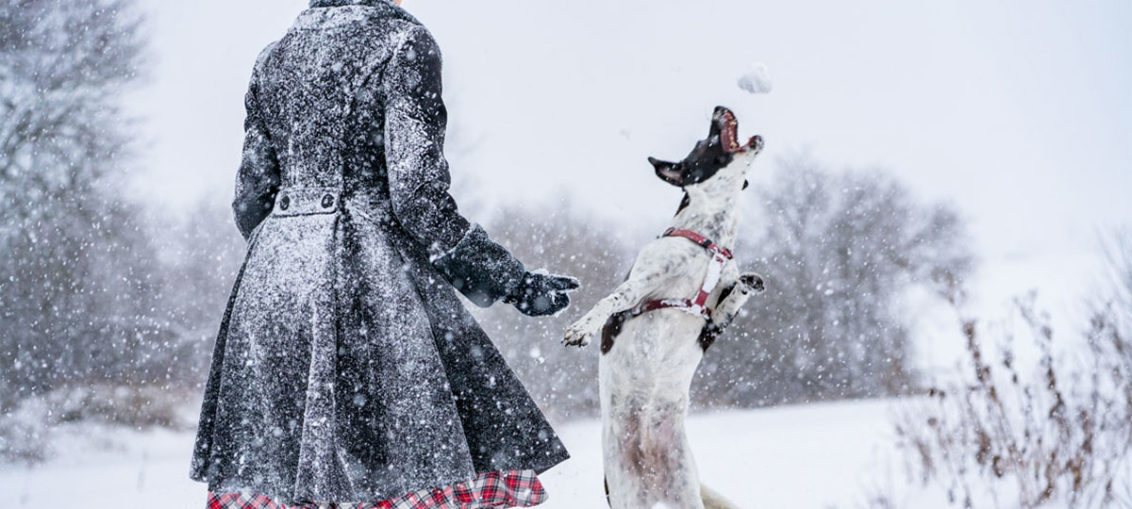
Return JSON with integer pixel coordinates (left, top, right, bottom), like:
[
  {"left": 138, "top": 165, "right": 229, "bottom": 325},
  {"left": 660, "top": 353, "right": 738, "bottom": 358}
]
[{"left": 564, "top": 107, "right": 764, "bottom": 509}]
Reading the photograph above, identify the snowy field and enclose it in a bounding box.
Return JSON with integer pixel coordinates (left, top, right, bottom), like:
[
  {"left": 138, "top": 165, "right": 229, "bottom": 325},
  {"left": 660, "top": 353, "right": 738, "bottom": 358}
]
[{"left": 0, "top": 399, "right": 953, "bottom": 509}]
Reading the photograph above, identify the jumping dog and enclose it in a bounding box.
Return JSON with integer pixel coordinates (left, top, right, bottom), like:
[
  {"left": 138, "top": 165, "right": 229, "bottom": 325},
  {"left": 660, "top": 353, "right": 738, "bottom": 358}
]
[{"left": 564, "top": 107, "right": 765, "bottom": 509}]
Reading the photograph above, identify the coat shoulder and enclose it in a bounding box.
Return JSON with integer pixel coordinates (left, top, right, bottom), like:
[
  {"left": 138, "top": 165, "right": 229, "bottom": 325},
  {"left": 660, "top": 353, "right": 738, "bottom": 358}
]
[
  {"left": 386, "top": 18, "right": 433, "bottom": 47},
  {"left": 250, "top": 41, "right": 280, "bottom": 80},
  {"left": 387, "top": 21, "right": 442, "bottom": 65},
  {"left": 256, "top": 41, "right": 279, "bottom": 65}
]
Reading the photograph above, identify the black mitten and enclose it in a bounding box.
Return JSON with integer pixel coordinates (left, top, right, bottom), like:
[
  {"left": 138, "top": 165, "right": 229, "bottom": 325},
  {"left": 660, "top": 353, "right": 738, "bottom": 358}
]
[{"left": 505, "top": 272, "right": 580, "bottom": 317}]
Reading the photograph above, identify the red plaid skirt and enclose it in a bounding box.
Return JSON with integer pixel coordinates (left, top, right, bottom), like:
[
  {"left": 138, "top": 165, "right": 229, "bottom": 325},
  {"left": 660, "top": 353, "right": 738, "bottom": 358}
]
[{"left": 207, "top": 470, "right": 546, "bottom": 509}]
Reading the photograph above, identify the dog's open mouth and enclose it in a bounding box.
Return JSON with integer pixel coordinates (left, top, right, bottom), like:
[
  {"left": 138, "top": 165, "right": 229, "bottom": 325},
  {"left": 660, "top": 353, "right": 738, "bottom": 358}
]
[
  {"left": 718, "top": 108, "right": 740, "bottom": 153},
  {"left": 715, "top": 107, "right": 758, "bottom": 154}
]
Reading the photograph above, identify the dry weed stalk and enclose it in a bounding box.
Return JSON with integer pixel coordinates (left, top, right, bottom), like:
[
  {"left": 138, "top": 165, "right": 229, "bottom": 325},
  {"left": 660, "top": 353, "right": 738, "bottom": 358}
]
[{"left": 892, "top": 285, "right": 1131, "bottom": 508}]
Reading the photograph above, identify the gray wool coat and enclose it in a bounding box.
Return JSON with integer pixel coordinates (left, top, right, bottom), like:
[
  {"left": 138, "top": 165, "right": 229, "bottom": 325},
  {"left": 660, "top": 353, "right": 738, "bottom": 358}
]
[{"left": 189, "top": 0, "right": 568, "bottom": 504}]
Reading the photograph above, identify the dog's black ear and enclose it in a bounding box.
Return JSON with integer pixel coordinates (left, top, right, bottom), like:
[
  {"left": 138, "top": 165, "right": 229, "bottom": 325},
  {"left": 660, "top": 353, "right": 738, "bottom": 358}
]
[{"left": 649, "top": 157, "right": 685, "bottom": 187}]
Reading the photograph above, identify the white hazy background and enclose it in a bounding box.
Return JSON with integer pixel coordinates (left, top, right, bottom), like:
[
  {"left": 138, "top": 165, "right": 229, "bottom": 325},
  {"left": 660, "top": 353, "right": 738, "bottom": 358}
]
[
  {"left": 2, "top": 2, "right": 1128, "bottom": 507},
  {"left": 133, "top": 0, "right": 1131, "bottom": 367}
]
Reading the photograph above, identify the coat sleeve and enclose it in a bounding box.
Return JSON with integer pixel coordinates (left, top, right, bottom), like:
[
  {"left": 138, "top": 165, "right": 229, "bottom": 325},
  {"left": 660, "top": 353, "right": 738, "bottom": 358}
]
[
  {"left": 382, "top": 26, "right": 524, "bottom": 307},
  {"left": 232, "top": 44, "right": 282, "bottom": 240}
]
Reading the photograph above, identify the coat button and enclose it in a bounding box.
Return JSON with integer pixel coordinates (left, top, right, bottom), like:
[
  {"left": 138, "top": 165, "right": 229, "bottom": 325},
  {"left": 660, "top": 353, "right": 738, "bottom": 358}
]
[
  {"left": 279, "top": 195, "right": 290, "bottom": 211},
  {"left": 321, "top": 194, "right": 335, "bottom": 209}
]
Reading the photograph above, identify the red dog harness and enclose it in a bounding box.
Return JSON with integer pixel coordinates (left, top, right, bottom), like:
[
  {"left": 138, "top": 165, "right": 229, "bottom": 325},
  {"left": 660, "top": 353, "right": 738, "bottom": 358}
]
[{"left": 627, "top": 227, "right": 734, "bottom": 320}]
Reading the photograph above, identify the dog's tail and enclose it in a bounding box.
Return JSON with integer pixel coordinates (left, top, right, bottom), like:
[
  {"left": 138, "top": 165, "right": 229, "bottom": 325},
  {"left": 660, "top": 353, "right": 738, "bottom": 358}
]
[{"left": 701, "top": 483, "right": 743, "bottom": 509}]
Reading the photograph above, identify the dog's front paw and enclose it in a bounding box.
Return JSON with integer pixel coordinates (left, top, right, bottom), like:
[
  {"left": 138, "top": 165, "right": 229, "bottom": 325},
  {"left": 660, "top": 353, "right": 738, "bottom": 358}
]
[
  {"left": 562, "top": 323, "right": 592, "bottom": 348},
  {"left": 740, "top": 272, "right": 765, "bottom": 294},
  {"left": 715, "top": 273, "right": 765, "bottom": 326},
  {"left": 563, "top": 315, "right": 602, "bottom": 348}
]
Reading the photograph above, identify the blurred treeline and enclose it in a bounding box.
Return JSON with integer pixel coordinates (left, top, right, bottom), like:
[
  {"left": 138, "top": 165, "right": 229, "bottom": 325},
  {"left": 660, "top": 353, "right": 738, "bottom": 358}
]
[
  {"left": 476, "top": 157, "right": 971, "bottom": 421},
  {"left": 1, "top": 0, "right": 970, "bottom": 440}
]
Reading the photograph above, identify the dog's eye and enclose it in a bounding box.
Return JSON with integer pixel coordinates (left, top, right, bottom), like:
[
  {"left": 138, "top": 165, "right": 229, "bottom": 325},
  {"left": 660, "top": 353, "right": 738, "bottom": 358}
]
[{"left": 743, "top": 180, "right": 750, "bottom": 190}]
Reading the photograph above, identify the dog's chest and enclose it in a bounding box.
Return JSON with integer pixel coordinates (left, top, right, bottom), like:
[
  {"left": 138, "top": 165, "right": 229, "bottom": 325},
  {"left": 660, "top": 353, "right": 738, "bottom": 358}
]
[{"left": 646, "top": 241, "right": 726, "bottom": 301}]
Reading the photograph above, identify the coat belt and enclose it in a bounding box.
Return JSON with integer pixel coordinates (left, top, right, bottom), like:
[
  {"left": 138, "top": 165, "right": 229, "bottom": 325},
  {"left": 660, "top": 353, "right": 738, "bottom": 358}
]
[{"left": 272, "top": 186, "right": 392, "bottom": 225}]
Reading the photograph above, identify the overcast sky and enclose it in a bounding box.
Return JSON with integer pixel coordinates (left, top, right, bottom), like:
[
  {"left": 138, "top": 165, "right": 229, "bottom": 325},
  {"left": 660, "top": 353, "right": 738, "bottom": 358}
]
[{"left": 133, "top": 0, "right": 1131, "bottom": 338}]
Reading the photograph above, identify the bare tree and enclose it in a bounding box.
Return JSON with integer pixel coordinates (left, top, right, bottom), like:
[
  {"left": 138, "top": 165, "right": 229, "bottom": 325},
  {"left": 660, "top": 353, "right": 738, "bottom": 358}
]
[
  {"left": 0, "top": 0, "right": 154, "bottom": 403},
  {"left": 694, "top": 155, "right": 972, "bottom": 407},
  {"left": 470, "top": 155, "right": 971, "bottom": 417}
]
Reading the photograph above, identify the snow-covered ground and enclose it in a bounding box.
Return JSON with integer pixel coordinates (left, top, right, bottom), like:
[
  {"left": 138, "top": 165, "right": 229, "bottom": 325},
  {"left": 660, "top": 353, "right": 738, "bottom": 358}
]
[{"left": 0, "top": 399, "right": 945, "bottom": 509}]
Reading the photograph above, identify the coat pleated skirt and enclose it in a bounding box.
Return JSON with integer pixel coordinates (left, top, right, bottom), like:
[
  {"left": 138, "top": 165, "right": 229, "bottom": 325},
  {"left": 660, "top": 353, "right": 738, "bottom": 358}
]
[{"left": 190, "top": 191, "right": 569, "bottom": 504}]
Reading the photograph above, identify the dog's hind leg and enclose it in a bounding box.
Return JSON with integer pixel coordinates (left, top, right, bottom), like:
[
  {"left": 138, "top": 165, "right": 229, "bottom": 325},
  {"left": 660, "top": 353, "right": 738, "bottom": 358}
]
[{"left": 701, "top": 484, "right": 743, "bottom": 509}]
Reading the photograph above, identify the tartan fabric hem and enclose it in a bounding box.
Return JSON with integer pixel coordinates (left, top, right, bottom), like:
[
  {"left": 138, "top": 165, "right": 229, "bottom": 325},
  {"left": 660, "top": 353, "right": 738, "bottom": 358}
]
[{"left": 207, "top": 470, "right": 546, "bottom": 509}]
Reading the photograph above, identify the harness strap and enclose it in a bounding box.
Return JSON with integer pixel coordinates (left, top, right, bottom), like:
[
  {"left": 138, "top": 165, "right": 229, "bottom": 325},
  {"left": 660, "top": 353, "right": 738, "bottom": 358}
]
[
  {"left": 662, "top": 228, "right": 734, "bottom": 260},
  {"left": 626, "top": 228, "right": 733, "bottom": 321}
]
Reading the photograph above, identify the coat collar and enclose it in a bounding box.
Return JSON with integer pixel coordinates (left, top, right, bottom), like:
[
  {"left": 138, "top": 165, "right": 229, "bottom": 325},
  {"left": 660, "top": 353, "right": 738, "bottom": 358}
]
[
  {"left": 310, "top": 0, "right": 395, "bottom": 7},
  {"left": 298, "top": 0, "right": 419, "bottom": 29}
]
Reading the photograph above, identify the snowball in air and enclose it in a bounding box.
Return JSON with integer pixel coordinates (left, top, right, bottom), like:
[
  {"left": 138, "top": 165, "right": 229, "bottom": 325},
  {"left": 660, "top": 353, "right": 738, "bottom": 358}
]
[{"left": 738, "top": 63, "right": 773, "bottom": 95}]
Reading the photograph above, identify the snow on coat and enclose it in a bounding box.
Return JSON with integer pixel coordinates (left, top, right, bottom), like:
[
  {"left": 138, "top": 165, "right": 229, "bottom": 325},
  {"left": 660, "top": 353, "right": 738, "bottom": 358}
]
[{"left": 190, "top": 0, "right": 569, "bottom": 504}]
